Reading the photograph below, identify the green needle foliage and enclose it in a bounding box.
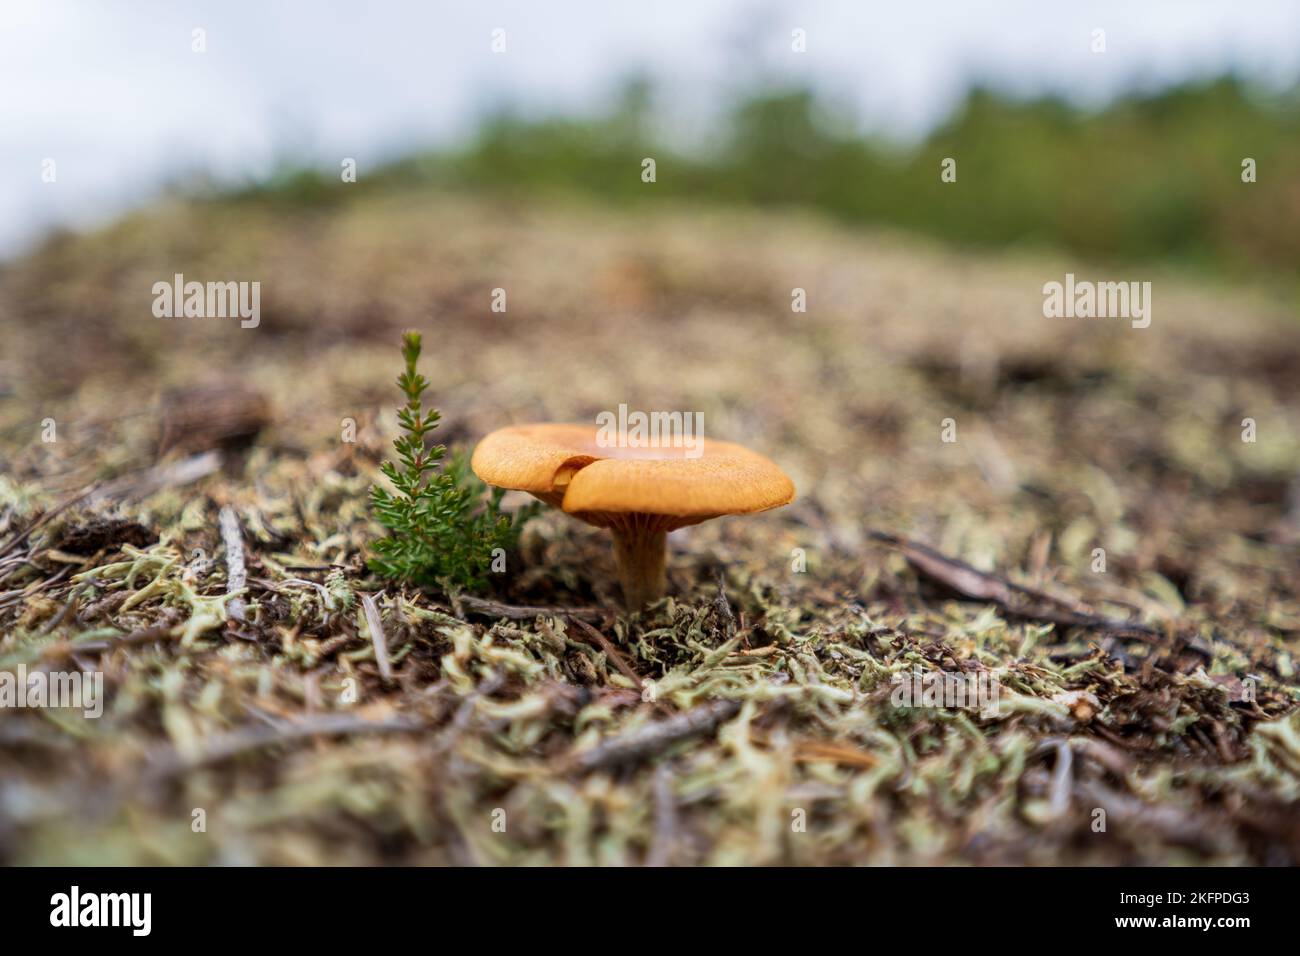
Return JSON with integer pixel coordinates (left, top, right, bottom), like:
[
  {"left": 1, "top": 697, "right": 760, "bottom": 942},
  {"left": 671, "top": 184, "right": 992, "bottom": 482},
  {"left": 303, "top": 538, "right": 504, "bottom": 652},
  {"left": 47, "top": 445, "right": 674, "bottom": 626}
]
[{"left": 369, "top": 331, "right": 537, "bottom": 590}]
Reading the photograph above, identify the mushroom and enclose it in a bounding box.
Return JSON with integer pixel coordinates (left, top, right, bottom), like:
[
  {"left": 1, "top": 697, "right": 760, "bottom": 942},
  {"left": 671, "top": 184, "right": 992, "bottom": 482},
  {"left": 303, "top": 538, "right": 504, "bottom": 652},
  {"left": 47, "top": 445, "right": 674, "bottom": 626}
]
[{"left": 471, "top": 423, "right": 795, "bottom": 609}]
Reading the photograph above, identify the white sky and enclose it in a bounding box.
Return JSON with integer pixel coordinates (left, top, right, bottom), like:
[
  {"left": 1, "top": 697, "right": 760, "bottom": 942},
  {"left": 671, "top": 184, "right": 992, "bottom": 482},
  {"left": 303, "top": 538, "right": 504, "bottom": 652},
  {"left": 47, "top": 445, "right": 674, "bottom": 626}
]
[{"left": 2, "top": 0, "right": 1298, "bottom": 256}]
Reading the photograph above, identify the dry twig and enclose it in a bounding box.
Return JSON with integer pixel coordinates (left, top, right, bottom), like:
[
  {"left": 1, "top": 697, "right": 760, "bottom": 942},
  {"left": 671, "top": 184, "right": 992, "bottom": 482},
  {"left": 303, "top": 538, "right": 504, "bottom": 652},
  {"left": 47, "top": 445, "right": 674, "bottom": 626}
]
[
  {"left": 218, "top": 505, "right": 248, "bottom": 624},
  {"left": 565, "top": 699, "right": 742, "bottom": 774}
]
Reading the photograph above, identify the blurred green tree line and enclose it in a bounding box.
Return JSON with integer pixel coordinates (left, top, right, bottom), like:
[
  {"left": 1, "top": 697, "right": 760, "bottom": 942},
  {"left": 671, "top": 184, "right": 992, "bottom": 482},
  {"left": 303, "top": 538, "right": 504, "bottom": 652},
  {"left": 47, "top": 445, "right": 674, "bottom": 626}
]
[{"left": 241, "top": 77, "right": 1300, "bottom": 282}]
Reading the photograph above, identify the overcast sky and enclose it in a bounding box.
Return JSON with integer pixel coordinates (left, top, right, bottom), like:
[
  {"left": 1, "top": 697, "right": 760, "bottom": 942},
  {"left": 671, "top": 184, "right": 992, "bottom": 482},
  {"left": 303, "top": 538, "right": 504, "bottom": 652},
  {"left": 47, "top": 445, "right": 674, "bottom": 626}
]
[{"left": 3, "top": 0, "right": 1299, "bottom": 256}]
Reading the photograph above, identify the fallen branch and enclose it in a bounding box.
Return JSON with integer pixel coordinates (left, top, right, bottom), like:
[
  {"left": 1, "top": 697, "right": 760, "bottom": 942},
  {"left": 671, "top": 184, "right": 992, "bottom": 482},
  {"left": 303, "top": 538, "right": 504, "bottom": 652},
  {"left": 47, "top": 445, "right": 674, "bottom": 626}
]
[
  {"left": 456, "top": 594, "right": 604, "bottom": 622},
  {"left": 39, "top": 577, "right": 99, "bottom": 634},
  {"left": 0, "top": 483, "right": 100, "bottom": 560},
  {"left": 644, "top": 762, "right": 678, "bottom": 867},
  {"left": 1048, "top": 739, "right": 1074, "bottom": 819},
  {"left": 52, "top": 617, "right": 181, "bottom": 658},
  {"left": 790, "top": 738, "right": 880, "bottom": 769},
  {"left": 565, "top": 699, "right": 741, "bottom": 774},
  {"left": 1073, "top": 778, "right": 1229, "bottom": 855},
  {"left": 141, "top": 712, "right": 427, "bottom": 781},
  {"left": 360, "top": 591, "right": 393, "bottom": 682},
  {"left": 91, "top": 451, "right": 222, "bottom": 504},
  {"left": 870, "top": 530, "right": 1160, "bottom": 637},
  {"left": 572, "top": 617, "right": 643, "bottom": 686},
  {"left": 218, "top": 505, "right": 248, "bottom": 623},
  {"left": 0, "top": 566, "right": 72, "bottom": 612}
]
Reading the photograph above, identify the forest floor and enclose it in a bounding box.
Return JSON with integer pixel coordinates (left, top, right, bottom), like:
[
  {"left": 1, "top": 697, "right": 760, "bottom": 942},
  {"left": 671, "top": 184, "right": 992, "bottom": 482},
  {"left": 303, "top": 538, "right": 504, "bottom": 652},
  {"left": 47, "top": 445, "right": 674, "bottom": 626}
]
[{"left": 1, "top": 190, "right": 1298, "bottom": 864}]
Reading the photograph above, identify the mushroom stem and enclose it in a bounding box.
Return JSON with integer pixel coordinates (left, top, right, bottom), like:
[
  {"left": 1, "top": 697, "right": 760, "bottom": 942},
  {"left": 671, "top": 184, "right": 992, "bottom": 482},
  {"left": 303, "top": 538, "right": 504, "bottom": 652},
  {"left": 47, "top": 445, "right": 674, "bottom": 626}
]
[{"left": 610, "top": 525, "right": 667, "bottom": 609}]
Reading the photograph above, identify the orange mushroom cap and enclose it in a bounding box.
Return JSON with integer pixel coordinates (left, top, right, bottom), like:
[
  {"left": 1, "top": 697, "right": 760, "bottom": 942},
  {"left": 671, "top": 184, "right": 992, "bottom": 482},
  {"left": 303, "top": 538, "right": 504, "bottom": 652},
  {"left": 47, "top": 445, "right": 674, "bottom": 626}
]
[{"left": 470, "top": 423, "right": 795, "bottom": 531}]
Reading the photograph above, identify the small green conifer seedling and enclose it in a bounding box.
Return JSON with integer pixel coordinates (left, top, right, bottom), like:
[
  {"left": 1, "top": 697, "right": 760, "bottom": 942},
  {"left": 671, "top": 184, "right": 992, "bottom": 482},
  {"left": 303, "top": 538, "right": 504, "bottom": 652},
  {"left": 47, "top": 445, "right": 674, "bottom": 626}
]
[{"left": 368, "top": 331, "right": 536, "bottom": 590}]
